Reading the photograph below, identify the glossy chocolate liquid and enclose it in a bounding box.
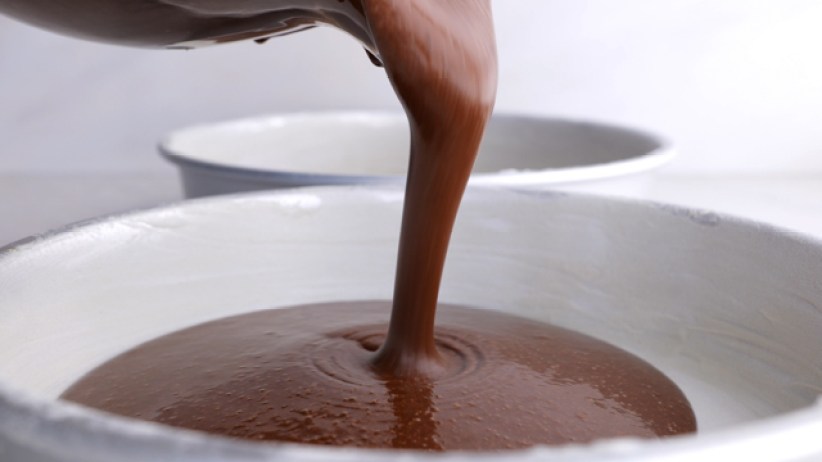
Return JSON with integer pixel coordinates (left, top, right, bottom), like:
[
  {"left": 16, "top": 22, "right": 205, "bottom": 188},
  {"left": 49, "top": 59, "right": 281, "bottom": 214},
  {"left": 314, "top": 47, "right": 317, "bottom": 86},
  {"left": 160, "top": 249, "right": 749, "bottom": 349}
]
[
  {"left": 0, "top": 0, "right": 697, "bottom": 449},
  {"left": 64, "top": 302, "right": 696, "bottom": 449}
]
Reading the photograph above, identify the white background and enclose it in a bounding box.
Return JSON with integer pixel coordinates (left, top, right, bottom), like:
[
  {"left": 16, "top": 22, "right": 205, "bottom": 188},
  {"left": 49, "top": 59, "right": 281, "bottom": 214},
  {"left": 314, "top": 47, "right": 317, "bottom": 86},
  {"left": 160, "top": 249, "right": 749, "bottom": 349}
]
[{"left": 2, "top": 0, "right": 822, "bottom": 175}]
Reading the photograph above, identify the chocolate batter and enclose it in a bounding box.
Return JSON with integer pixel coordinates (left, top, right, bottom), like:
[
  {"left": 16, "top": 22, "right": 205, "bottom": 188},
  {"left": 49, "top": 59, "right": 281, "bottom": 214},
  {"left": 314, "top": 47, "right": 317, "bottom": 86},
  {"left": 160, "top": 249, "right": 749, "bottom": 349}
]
[
  {"left": 63, "top": 302, "right": 696, "bottom": 449},
  {"left": 0, "top": 0, "right": 697, "bottom": 450}
]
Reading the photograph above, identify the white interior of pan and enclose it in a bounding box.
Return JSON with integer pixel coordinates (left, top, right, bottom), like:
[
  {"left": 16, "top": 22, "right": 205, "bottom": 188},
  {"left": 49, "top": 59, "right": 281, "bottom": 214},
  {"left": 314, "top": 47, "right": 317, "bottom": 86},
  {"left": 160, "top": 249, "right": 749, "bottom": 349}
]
[{"left": 0, "top": 187, "right": 820, "bottom": 461}]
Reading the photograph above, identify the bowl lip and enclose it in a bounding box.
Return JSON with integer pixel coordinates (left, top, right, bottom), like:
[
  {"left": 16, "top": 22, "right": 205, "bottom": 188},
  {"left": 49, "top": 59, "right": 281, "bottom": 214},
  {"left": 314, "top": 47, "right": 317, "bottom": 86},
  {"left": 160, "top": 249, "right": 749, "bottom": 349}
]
[
  {"left": 1, "top": 185, "right": 821, "bottom": 462},
  {"left": 157, "top": 110, "right": 677, "bottom": 187}
]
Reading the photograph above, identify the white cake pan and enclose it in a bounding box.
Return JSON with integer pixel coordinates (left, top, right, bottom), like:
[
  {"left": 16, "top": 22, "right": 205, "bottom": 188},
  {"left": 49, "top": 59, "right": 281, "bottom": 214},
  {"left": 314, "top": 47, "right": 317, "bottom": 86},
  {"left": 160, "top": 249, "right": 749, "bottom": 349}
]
[
  {"left": 160, "top": 112, "right": 675, "bottom": 198},
  {"left": 0, "top": 187, "right": 820, "bottom": 461}
]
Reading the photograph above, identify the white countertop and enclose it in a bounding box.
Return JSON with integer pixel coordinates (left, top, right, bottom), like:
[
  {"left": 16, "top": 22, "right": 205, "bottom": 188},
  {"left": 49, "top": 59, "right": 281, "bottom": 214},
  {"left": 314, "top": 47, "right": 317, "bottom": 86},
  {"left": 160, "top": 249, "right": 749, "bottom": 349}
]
[{"left": 2, "top": 172, "right": 822, "bottom": 247}]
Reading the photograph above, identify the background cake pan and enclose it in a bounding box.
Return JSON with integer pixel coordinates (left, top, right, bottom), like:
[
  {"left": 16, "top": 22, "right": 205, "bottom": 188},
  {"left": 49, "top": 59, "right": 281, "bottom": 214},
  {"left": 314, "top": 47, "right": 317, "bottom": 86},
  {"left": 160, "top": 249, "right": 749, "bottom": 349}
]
[{"left": 160, "top": 112, "right": 675, "bottom": 198}]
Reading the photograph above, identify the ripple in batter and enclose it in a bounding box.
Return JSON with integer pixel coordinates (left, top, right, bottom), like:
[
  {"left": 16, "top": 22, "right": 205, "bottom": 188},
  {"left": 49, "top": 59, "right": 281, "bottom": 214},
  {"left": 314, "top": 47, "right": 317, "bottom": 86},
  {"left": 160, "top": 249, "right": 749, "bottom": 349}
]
[{"left": 62, "top": 301, "right": 696, "bottom": 450}]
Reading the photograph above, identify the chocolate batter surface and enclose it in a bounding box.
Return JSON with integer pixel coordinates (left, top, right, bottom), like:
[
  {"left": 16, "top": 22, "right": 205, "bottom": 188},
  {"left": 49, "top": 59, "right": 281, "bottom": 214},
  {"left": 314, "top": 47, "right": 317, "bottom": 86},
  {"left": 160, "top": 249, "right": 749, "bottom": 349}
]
[{"left": 62, "top": 301, "right": 696, "bottom": 450}]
